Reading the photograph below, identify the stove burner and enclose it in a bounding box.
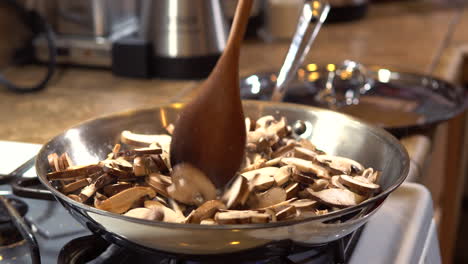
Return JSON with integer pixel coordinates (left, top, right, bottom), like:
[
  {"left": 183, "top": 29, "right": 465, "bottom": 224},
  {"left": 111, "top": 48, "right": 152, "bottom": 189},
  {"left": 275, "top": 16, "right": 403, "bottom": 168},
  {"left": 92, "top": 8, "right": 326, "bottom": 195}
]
[
  {"left": 58, "top": 227, "right": 364, "bottom": 264},
  {"left": 0, "top": 198, "right": 28, "bottom": 246}
]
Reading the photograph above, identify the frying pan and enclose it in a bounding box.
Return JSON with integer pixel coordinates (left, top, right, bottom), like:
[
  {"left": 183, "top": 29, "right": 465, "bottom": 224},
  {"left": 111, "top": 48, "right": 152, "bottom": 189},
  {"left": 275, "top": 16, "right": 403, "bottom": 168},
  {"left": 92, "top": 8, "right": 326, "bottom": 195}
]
[{"left": 34, "top": 100, "right": 409, "bottom": 255}]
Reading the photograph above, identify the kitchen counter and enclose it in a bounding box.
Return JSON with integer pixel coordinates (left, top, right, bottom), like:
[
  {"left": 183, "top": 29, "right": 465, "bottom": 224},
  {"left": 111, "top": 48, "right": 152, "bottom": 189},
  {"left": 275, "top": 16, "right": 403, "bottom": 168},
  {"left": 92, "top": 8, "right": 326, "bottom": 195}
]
[{"left": 1, "top": 1, "right": 467, "bottom": 263}]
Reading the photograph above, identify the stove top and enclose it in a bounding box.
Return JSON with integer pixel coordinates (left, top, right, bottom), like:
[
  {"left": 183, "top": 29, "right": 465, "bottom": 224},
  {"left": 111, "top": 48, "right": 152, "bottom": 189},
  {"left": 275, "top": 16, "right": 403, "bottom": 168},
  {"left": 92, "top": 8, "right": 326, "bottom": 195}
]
[{"left": 0, "top": 141, "right": 441, "bottom": 264}]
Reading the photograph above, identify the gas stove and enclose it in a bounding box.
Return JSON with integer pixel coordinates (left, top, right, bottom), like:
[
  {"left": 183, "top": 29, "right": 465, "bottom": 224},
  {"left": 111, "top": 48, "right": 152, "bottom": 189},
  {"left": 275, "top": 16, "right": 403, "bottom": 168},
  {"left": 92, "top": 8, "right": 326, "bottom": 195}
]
[{"left": 0, "top": 141, "right": 441, "bottom": 264}]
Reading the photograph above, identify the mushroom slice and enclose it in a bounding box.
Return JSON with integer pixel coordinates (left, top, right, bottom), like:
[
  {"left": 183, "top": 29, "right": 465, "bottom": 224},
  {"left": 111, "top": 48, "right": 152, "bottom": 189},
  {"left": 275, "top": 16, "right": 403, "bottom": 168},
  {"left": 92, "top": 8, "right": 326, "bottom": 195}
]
[
  {"left": 242, "top": 167, "right": 277, "bottom": 191},
  {"left": 290, "top": 199, "right": 318, "bottom": 211},
  {"left": 266, "top": 117, "right": 288, "bottom": 138},
  {"left": 146, "top": 173, "right": 171, "bottom": 197},
  {"left": 47, "top": 164, "right": 102, "bottom": 180},
  {"left": 249, "top": 187, "right": 287, "bottom": 209},
  {"left": 245, "top": 118, "right": 254, "bottom": 133},
  {"left": 200, "top": 218, "right": 217, "bottom": 225},
  {"left": 271, "top": 142, "right": 296, "bottom": 158},
  {"left": 48, "top": 153, "right": 59, "bottom": 172},
  {"left": 121, "top": 130, "right": 172, "bottom": 148},
  {"left": 60, "top": 178, "right": 90, "bottom": 194},
  {"left": 133, "top": 156, "right": 150, "bottom": 176},
  {"left": 297, "top": 139, "right": 321, "bottom": 153},
  {"left": 165, "top": 124, "right": 175, "bottom": 135},
  {"left": 362, "top": 168, "right": 381, "bottom": 183},
  {"left": 280, "top": 158, "right": 330, "bottom": 179},
  {"left": 285, "top": 182, "right": 299, "bottom": 200},
  {"left": 214, "top": 210, "right": 270, "bottom": 224},
  {"left": 330, "top": 176, "right": 346, "bottom": 189},
  {"left": 310, "top": 179, "right": 329, "bottom": 191},
  {"left": 124, "top": 207, "right": 163, "bottom": 221},
  {"left": 168, "top": 199, "right": 186, "bottom": 218},
  {"left": 103, "top": 182, "right": 133, "bottom": 197},
  {"left": 306, "top": 188, "right": 365, "bottom": 208},
  {"left": 222, "top": 175, "right": 249, "bottom": 209},
  {"left": 264, "top": 157, "right": 283, "bottom": 167},
  {"left": 293, "top": 147, "right": 318, "bottom": 161},
  {"left": 316, "top": 155, "right": 364, "bottom": 175},
  {"left": 133, "top": 147, "right": 163, "bottom": 156},
  {"left": 96, "top": 187, "right": 156, "bottom": 214},
  {"left": 291, "top": 172, "right": 315, "bottom": 185},
  {"left": 167, "top": 163, "right": 216, "bottom": 206},
  {"left": 186, "top": 200, "right": 227, "bottom": 224},
  {"left": 150, "top": 154, "right": 170, "bottom": 174},
  {"left": 144, "top": 200, "right": 184, "bottom": 223},
  {"left": 276, "top": 205, "right": 297, "bottom": 221},
  {"left": 256, "top": 115, "right": 276, "bottom": 130},
  {"left": 339, "top": 175, "right": 380, "bottom": 194},
  {"left": 113, "top": 158, "right": 133, "bottom": 172},
  {"left": 68, "top": 194, "right": 82, "bottom": 203},
  {"left": 274, "top": 166, "right": 294, "bottom": 186},
  {"left": 240, "top": 158, "right": 267, "bottom": 173},
  {"left": 60, "top": 153, "right": 74, "bottom": 169}
]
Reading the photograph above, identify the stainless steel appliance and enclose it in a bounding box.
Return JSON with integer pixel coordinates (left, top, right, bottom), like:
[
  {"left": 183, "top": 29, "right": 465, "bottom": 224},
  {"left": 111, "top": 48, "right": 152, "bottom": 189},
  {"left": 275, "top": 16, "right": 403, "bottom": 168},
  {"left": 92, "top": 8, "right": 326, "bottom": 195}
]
[
  {"left": 34, "top": 0, "right": 139, "bottom": 68},
  {"left": 139, "top": 0, "right": 228, "bottom": 79},
  {"left": 31, "top": 0, "right": 229, "bottom": 79}
]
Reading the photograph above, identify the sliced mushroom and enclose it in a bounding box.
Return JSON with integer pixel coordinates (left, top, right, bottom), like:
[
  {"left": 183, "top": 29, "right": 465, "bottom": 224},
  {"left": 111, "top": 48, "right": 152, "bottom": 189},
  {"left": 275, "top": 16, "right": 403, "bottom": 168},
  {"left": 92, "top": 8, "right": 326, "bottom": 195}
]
[
  {"left": 150, "top": 154, "right": 170, "bottom": 174},
  {"left": 276, "top": 205, "right": 296, "bottom": 221},
  {"left": 339, "top": 175, "right": 380, "bottom": 194},
  {"left": 168, "top": 198, "right": 186, "bottom": 218},
  {"left": 133, "top": 156, "right": 149, "bottom": 176},
  {"left": 214, "top": 210, "right": 270, "bottom": 224},
  {"left": 285, "top": 182, "right": 299, "bottom": 200},
  {"left": 290, "top": 199, "right": 318, "bottom": 211},
  {"left": 293, "top": 147, "right": 318, "bottom": 161},
  {"left": 68, "top": 194, "right": 82, "bottom": 203},
  {"left": 48, "top": 153, "right": 59, "bottom": 172},
  {"left": 362, "top": 168, "right": 380, "bottom": 183},
  {"left": 240, "top": 158, "right": 267, "bottom": 173},
  {"left": 133, "top": 147, "right": 163, "bottom": 156},
  {"left": 297, "top": 139, "right": 320, "bottom": 152},
  {"left": 121, "top": 130, "right": 172, "bottom": 149},
  {"left": 291, "top": 172, "right": 315, "bottom": 185},
  {"left": 280, "top": 158, "right": 330, "bottom": 179},
  {"left": 60, "top": 178, "right": 90, "bottom": 194},
  {"left": 96, "top": 187, "right": 155, "bottom": 214},
  {"left": 124, "top": 207, "right": 164, "bottom": 221},
  {"left": 306, "top": 188, "right": 365, "bottom": 208},
  {"left": 273, "top": 165, "right": 294, "bottom": 186},
  {"left": 222, "top": 175, "right": 249, "bottom": 209},
  {"left": 146, "top": 173, "right": 171, "bottom": 197},
  {"left": 249, "top": 187, "right": 287, "bottom": 209},
  {"left": 316, "top": 155, "right": 364, "bottom": 175},
  {"left": 264, "top": 157, "right": 283, "bottom": 167},
  {"left": 266, "top": 117, "right": 288, "bottom": 138},
  {"left": 47, "top": 164, "right": 102, "bottom": 180},
  {"left": 60, "top": 153, "right": 73, "bottom": 169},
  {"left": 186, "top": 200, "right": 226, "bottom": 224},
  {"left": 256, "top": 115, "right": 276, "bottom": 130},
  {"left": 144, "top": 200, "right": 184, "bottom": 223},
  {"left": 167, "top": 163, "right": 216, "bottom": 206},
  {"left": 310, "top": 179, "right": 329, "bottom": 191},
  {"left": 330, "top": 176, "right": 346, "bottom": 189},
  {"left": 200, "top": 218, "right": 217, "bottom": 225},
  {"left": 103, "top": 182, "right": 133, "bottom": 197},
  {"left": 271, "top": 142, "right": 296, "bottom": 158},
  {"left": 113, "top": 158, "right": 133, "bottom": 172},
  {"left": 242, "top": 167, "right": 277, "bottom": 191},
  {"left": 245, "top": 117, "right": 253, "bottom": 133}
]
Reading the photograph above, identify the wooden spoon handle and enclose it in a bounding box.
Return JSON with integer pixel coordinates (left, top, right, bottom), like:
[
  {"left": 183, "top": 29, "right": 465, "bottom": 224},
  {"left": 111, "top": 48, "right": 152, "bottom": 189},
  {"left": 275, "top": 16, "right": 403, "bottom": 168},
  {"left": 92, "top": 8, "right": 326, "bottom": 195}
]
[{"left": 225, "top": 0, "right": 254, "bottom": 51}]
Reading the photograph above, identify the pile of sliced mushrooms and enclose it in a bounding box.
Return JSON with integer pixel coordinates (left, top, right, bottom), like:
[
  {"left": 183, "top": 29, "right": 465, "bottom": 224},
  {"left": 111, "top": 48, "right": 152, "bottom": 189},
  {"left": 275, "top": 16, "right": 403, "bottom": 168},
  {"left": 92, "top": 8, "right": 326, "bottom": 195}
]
[{"left": 47, "top": 115, "right": 381, "bottom": 225}]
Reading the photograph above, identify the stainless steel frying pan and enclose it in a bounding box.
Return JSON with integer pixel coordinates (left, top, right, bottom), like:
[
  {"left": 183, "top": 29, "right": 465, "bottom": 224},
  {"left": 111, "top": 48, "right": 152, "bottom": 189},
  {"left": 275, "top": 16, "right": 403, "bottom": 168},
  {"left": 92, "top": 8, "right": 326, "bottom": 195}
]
[{"left": 34, "top": 100, "right": 409, "bottom": 255}]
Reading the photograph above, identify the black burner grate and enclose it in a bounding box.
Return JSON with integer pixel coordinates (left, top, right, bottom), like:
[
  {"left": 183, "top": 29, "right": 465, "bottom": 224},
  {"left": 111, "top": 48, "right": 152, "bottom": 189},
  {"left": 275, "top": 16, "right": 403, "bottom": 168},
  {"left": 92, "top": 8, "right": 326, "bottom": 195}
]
[{"left": 58, "top": 226, "right": 364, "bottom": 264}]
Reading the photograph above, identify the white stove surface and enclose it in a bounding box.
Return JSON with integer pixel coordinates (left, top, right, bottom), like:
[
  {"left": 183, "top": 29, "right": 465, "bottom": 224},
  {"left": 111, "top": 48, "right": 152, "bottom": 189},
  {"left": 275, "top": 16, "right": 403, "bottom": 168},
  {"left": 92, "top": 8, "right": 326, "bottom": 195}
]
[{"left": 0, "top": 141, "right": 441, "bottom": 263}]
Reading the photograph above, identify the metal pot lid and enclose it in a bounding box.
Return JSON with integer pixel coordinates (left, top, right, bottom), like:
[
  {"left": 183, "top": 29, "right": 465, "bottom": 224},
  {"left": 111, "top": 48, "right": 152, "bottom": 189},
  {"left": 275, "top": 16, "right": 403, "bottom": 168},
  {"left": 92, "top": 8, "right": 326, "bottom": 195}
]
[{"left": 240, "top": 61, "right": 468, "bottom": 136}]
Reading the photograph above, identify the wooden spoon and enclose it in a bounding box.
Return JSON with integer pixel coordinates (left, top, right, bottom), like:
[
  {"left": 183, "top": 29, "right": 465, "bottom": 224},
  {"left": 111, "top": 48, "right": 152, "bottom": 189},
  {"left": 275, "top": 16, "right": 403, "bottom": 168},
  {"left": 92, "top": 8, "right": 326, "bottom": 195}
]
[{"left": 169, "top": 0, "right": 253, "bottom": 189}]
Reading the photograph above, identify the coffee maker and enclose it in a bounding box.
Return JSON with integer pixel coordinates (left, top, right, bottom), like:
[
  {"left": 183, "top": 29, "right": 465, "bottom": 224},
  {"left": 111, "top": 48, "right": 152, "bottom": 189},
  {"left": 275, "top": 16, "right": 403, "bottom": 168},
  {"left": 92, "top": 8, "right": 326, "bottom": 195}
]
[{"left": 32, "top": 0, "right": 229, "bottom": 79}]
